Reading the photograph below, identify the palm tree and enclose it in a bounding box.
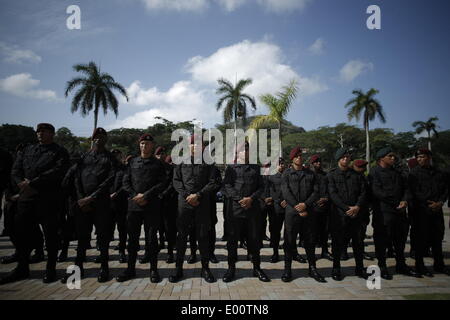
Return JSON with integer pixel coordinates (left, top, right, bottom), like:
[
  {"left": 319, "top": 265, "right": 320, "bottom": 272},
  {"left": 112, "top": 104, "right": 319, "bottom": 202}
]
[
  {"left": 250, "top": 79, "right": 299, "bottom": 156},
  {"left": 65, "top": 61, "right": 129, "bottom": 131},
  {"left": 412, "top": 117, "right": 439, "bottom": 151},
  {"left": 216, "top": 78, "right": 256, "bottom": 158},
  {"left": 345, "top": 88, "right": 386, "bottom": 167}
]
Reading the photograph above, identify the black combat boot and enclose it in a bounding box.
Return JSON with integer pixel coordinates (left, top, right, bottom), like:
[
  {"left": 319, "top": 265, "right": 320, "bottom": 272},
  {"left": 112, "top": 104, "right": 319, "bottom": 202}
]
[
  {"left": 253, "top": 265, "right": 270, "bottom": 282},
  {"left": 169, "top": 267, "right": 184, "bottom": 283},
  {"left": 309, "top": 265, "right": 326, "bottom": 283},
  {"left": 281, "top": 261, "right": 292, "bottom": 283}
]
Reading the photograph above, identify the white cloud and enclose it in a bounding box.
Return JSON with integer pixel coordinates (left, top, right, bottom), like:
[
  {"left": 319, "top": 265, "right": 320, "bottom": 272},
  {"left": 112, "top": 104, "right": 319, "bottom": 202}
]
[
  {"left": 140, "top": 0, "right": 208, "bottom": 11},
  {"left": 308, "top": 38, "right": 325, "bottom": 55},
  {"left": 112, "top": 40, "right": 327, "bottom": 129},
  {"left": 256, "top": 0, "right": 313, "bottom": 13},
  {"left": 186, "top": 40, "right": 327, "bottom": 97},
  {"left": 0, "top": 42, "right": 42, "bottom": 64},
  {"left": 339, "top": 60, "right": 374, "bottom": 83},
  {"left": 0, "top": 73, "right": 57, "bottom": 100},
  {"left": 216, "top": 0, "right": 246, "bottom": 11}
]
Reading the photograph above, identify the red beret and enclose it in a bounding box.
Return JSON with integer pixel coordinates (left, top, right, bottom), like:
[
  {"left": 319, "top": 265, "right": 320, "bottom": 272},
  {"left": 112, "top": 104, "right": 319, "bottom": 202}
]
[
  {"left": 165, "top": 155, "right": 172, "bottom": 164},
  {"left": 415, "top": 148, "right": 432, "bottom": 158},
  {"left": 407, "top": 158, "right": 418, "bottom": 169},
  {"left": 92, "top": 127, "right": 107, "bottom": 138},
  {"left": 139, "top": 133, "right": 154, "bottom": 143},
  {"left": 36, "top": 123, "right": 55, "bottom": 133},
  {"left": 289, "top": 146, "right": 302, "bottom": 161},
  {"left": 155, "top": 146, "right": 166, "bottom": 155},
  {"left": 353, "top": 159, "right": 368, "bottom": 168},
  {"left": 309, "top": 154, "right": 321, "bottom": 164}
]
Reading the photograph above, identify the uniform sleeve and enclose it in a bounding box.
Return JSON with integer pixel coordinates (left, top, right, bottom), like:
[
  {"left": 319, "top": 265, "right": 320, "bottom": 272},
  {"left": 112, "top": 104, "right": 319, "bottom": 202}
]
[
  {"left": 173, "top": 164, "right": 189, "bottom": 199},
  {"left": 368, "top": 169, "right": 395, "bottom": 205},
  {"left": 250, "top": 171, "right": 265, "bottom": 201},
  {"left": 281, "top": 171, "right": 298, "bottom": 207},
  {"left": 160, "top": 165, "right": 175, "bottom": 198},
  {"left": 89, "top": 156, "right": 115, "bottom": 199},
  {"left": 305, "top": 174, "right": 320, "bottom": 208},
  {"left": 198, "top": 165, "right": 222, "bottom": 198},
  {"left": 62, "top": 163, "right": 77, "bottom": 195},
  {"left": 143, "top": 162, "right": 168, "bottom": 200},
  {"left": 327, "top": 172, "right": 350, "bottom": 211},
  {"left": 355, "top": 174, "right": 367, "bottom": 208},
  {"left": 11, "top": 149, "right": 25, "bottom": 186},
  {"left": 122, "top": 163, "right": 137, "bottom": 198},
  {"left": 29, "top": 147, "right": 70, "bottom": 190}
]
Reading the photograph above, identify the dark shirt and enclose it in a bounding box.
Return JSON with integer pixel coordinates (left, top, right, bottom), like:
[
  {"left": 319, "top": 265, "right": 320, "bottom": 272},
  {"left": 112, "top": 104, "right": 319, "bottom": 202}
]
[
  {"left": 408, "top": 165, "right": 448, "bottom": 210},
  {"left": 173, "top": 162, "right": 219, "bottom": 200},
  {"left": 281, "top": 167, "right": 319, "bottom": 216}
]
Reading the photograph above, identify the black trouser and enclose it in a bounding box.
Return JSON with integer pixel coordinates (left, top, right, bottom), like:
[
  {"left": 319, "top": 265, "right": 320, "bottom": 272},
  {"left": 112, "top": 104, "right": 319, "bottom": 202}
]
[
  {"left": 267, "top": 205, "right": 284, "bottom": 253},
  {"left": 222, "top": 197, "right": 229, "bottom": 239},
  {"left": 284, "top": 210, "right": 317, "bottom": 267},
  {"left": 330, "top": 213, "right": 364, "bottom": 269},
  {"left": 373, "top": 210, "right": 409, "bottom": 267},
  {"left": 127, "top": 210, "right": 159, "bottom": 270},
  {"left": 411, "top": 208, "right": 446, "bottom": 268},
  {"left": 162, "top": 197, "right": 177, "bottom": 254},
  {"left": 175, "top": 201, "right": 211, "bottom": 269},
  {"left": 74, "top": 198, "right": 112, "bottom": 268},
  {"left": 226, "top": 210, "right": 262, "bottom": 267},
  {"left": 315, "top": 210, "right": 330, "bottom": 251},
  {"left": 14, "top": 198, "right": 59, "bottom": 273},
  {"left": 111, "top": 199, "right": 127, "bottom": 252},
  {"left": 189, "top": 222, "right": 198, "bottom": 254}
]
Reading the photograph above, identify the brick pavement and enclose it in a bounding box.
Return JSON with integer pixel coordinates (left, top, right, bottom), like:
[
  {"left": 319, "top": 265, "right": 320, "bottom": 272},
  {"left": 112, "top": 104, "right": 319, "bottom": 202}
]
[{"left": 0, "top": 204, "right": 449, "bottom": 300}]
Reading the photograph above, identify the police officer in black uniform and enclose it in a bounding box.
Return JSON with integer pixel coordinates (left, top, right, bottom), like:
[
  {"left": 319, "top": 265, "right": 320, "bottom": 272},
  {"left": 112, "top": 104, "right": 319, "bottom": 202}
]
[
  {"left": 0, "top": 123, "right": 69, "bottom": 284},
  {"left": 408, "top": 148, "right": 450, "bottom": 276},
  {"left": 310, "top": 154, "right": 333, "bottom": 261},
  {"left": 222, "top": 141, "right": 270, "bottom": 283},
  {"left": 61, "top": 127, "right": 115, "bottom": 283},
  {"left": 169, "top": 135, "right": 220, "bottom": 283},
  {"left": 264, "top": 157, "right": 287, "bottom": 263},
  {"left": 369, "top": 147, "right": 419, "bottom": 279},
  {"left": 116, "top": 134, "right": 167, "bottom": 283},
  {"left": 281, "top": 147, "right": 325, "bottom": 283},
  {"left": 327, "top": 148, "right": 367, "bottom": 281},
  {"left": 110, "top": 149, "right": 128, "bottom": 263}
]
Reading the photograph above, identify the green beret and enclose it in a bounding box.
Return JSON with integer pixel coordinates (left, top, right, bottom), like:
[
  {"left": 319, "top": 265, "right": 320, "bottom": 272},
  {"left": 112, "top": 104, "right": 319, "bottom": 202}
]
[
  {"left": 375, "top": 147, "right": 393, "bottom": 160},
  {"left": 335, "top": 148, "right": 351, "bottom": 161}
]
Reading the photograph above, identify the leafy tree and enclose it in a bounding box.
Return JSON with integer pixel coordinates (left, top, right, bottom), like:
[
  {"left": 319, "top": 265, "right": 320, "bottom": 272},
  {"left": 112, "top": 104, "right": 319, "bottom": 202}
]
[
  {"left": 0, "top": 124, "right": 37, "bottom": 152},
  {"left": 412, "top": 116, "right": 439, "bottom": 151}
]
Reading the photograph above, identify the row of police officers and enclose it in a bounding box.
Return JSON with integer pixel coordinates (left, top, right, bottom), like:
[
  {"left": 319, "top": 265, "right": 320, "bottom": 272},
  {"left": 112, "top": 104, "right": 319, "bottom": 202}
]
[{"left": 0, "top": 123, "right": 448, "bottom": 285}]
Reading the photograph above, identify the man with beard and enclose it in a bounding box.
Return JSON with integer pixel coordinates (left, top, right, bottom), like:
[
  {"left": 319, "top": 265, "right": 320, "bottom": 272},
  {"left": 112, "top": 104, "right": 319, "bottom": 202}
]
[
  {"left": 222, "top": 141, "right": 269, "bottom": 283},
  {"left": 0, "top": 123, "right": 69, "bottom": 284},
  {"left": 281, "top": 147, "right": 325, "bottom": 283},
  {"left": 61, "top": 128, "right": 115, "bottom": 283},
  {"left": 169, "top": 135, "right": 220, "bottom": 283},
  {"left": 310, "top": 154, "right": 333, "bottom": 261},
  {"left": 264, "top": 157, "right": 287, "bottom": 263},
  {"left": 116, "top": 134, "right": 167, "bottom": 283},
  {"left": 327, "top": 148, "right": 367, "bottom": 281},
  {"left": 408, "top": 149, "right": 449, "bottom": 276},
  {"left": 369, "top": 148, "right": 419, "bottom": 279}
]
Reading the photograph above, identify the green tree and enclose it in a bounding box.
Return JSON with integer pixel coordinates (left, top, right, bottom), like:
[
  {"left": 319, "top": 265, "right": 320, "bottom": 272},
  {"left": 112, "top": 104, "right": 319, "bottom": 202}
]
[
  {"left": 0, "top": 124, "right": 37, "bottom": 152},
  {"left": 65, "top": 61, "right": 129, "bottom": 130},
  {"left": 345, "top": 88, "right": 386, "bottom": 168},
  {"left": 250, "top": 79, "right": 298, "bottom": 156},
  {"left": 54, "top": 127, "right": 80, "bottom": 153},
  {"left": 412, "top": 116, "right": 439, "bottom": 151}
]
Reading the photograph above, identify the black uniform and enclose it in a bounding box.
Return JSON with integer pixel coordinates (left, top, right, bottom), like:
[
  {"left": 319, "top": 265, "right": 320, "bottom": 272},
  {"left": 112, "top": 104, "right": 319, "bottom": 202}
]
[
  {"left": 11, "top": 142, "right": 69, "bottom": 276},
  {"left": 223, "top": 164, "right": 265, "bottom": 267},
  {"left": 209, "top": 166, "right": 222, "bottom": 259},
  {"left": 281, "top": 167, "right": 319, "bottom": 266},
  {"left": 122, "top": 156, "right": 167, "bottom": 271},
  {"left": 311, "top": 167, "right": 331, "bottom": 254},
  {"left": 265, "top": 171, "right": 285, "bottom": 256},
  {"left": 72, "top": 149, "right": 115, "bottom": 271},
  {"left": 172, "top": 161, "right": 220, "bottom": 270},
  {"left": 327, "top": 167, "right": 367, "bottom": 270},
  {"left": 369, "top": 165, "right": 410, "bottom": 269},
  {"left": 408, "top": 165, "right": 448, "bottom": 272},
  {"left": 110, "top": 162, "right": 128, "bottom": 254}
]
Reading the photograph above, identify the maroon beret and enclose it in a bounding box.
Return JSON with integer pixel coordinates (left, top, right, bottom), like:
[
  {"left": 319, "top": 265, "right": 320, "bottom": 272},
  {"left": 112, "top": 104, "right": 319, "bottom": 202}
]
[
  {"left": 353, "top": 159, "right": 368, "bottom": 168},
  {"left": 92, "top": 127, "right": 107, "bottom": 138},
  {"left": 289, "top": 146, "right": 302, "bottom": 161},
  {"left": 139, "top": 133, "right": 154, "bottom": 143},
  {"left": 415, "top": 148, "right": 432, "bottom": 158},
  {"left": 155, "top": 146, "right": 166, "bottom": 155},
  {"left": 309, "top": 154, "right": 321, "bottom": 164},
  {"left": 407, "top": 158, "right": 418, "bottom": 169},
  {"left": 36, "top": 123, "right": 55, "bottom": 133}
]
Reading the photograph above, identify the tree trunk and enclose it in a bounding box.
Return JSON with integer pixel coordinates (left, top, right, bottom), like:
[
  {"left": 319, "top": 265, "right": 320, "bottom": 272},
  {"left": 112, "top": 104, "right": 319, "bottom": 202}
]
[
  {"left": 278, "top": 121, "right": 282, "bottom": 157},
  {"left": 365, "top": 119, "right": 370, "bottom": 172},
  {"left": 94, "top": 107, "right": 98, "bottom": 131},
  {"left": 427, "top": 130, "right": 432, "bottom": 151}
]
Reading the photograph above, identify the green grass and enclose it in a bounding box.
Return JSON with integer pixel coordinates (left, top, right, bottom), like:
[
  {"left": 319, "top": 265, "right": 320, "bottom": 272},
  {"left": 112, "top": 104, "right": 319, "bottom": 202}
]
[{"left": 404, "top": 293, "right": 450, "bottom": 300}]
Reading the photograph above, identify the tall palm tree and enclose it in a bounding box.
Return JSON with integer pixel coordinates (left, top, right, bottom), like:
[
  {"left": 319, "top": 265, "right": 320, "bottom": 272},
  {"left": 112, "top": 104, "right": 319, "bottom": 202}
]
[
  {"left": 216, "top": 78, "right": 256, "bottom": 158},
  {"left": 250, "top": 79, "right": 299, "bottom": 156},
  {"left": 412, "top": 116, "right": 439, "bottom": 151},
  {"left": 65, "top": 61, "right": 129, "bottom": 131},
  {"left": 345, "top": 88, "right": 386, "bottom": 167}
]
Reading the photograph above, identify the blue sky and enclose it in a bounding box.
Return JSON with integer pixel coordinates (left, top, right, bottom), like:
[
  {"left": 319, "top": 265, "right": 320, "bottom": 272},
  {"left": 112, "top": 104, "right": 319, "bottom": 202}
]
[{"left": 0, "top": 0, "right": 449, "bottom": 137}]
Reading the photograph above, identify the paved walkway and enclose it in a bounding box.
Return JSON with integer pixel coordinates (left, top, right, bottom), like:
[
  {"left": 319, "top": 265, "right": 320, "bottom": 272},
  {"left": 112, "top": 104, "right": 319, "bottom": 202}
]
[{"left": 0, "top": 204, "right": 449, "bottom": 300}]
